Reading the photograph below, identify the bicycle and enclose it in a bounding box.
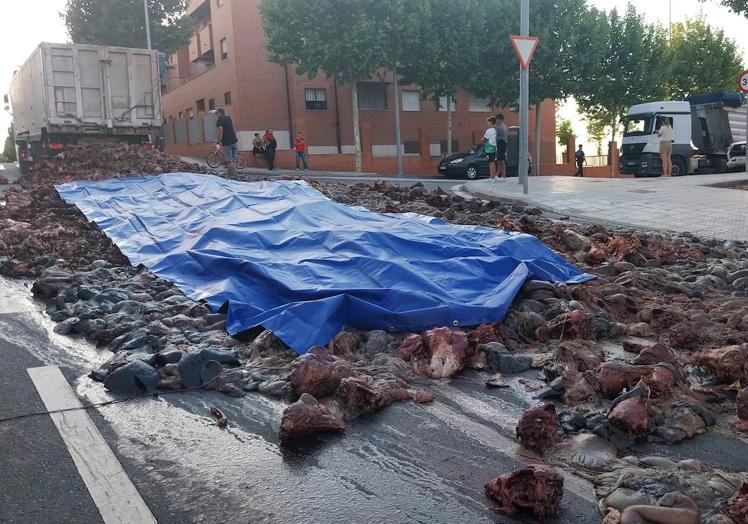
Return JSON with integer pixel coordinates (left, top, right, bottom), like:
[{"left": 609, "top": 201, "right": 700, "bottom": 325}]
[{"left": 206, "top": 146, "right": 248, "bottom": 169}]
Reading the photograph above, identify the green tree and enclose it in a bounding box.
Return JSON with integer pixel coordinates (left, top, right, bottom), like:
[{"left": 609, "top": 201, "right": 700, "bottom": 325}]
[
  {"left": 587, "top": 117, "right": 606, "bottom": 156},
  {"left": 2, "top": 124, "right": 16, "bottom": 163},
  {"left": 702, "top": 0, "right": 748, "bottom": 16},
  {"left": 260, "top": 0, "right": 405, "bottom": 171},
  {"left": 556, "top": 119, "right": 574, "bottom": 147},
  {"left": 665, "top": 18, "right": 743, "bottom": 99},
  {"left": 465, "top": 0, "right": 605, "bottom": 174},
  {"left": 556, "top": 118, "right": 574, "bottom": 163},
  {"left": 63, "top": 0, "right": 193, "bottom": 55},
  {"left": 397, "top": 0, "right": 480, "bottom": 156},
  {"left": 575, "top": 6, "right": 669, "bottom": 145}
]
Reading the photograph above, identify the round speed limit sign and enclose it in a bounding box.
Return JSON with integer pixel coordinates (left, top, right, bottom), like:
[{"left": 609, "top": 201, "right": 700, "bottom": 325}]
[{"left": 739, "top": 70, "right": 748, "bottom": 93}]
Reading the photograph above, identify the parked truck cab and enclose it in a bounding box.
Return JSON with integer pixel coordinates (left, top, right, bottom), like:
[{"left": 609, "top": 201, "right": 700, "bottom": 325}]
[
  {"left": 620, "top": 93, "right": 745, "bottom": 177},
  {"left": 620, "top": 101, "right": 692, "bottom": 177}
]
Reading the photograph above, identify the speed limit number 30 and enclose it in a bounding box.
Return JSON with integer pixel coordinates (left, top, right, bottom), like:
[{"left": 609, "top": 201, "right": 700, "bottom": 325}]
[{"left": 739, "top": 70, "right": 748, "bottom": 93}]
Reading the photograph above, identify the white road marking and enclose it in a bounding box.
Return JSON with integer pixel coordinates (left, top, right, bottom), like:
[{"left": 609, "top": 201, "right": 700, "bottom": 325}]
[
  {"left": 27, "top": 366, "right": 157, "bottom": 524},
  {"left": 0, "top": 164, "right": 5, "bottom": 170}
]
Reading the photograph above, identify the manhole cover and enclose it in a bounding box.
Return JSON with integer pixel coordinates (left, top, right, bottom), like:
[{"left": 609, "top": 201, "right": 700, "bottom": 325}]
[{"left": 628, "top": 189, "right": 656, "bottom": 194}]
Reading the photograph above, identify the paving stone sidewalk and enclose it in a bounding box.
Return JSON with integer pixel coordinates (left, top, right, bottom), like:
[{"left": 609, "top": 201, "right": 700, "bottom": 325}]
[{"left": 465, "top": 174, "right": 748, "bottom": 242}]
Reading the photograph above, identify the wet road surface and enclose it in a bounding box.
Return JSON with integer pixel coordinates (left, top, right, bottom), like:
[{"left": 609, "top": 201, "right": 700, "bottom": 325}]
[
  {"left": 3, "top": 273, "right": 748, "bottom": 522},
  {"left": 0, "top": 276, "right": 602, "bottom": 523}
]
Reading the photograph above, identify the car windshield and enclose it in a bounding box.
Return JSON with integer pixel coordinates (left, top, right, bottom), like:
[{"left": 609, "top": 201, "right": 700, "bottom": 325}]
[{"left": 623, "top": 115, "right": 653, "bottom": 137}]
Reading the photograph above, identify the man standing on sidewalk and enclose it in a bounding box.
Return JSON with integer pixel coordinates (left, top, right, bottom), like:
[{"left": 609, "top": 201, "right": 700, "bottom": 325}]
[
  {"left": 575, "top": 144, "right": 586, "bottom": 177},
  {"left": 494, "top": 113, "right": 509, "bottom": 180},
  {"left": 483, "top": 117, "right": 498, "bottom": 182},
  {"left": 215, "top": 108, "right": 238, "bottom": 178},
  {"left": 295, "top": 132, "right": 309, "bottom": 171}
]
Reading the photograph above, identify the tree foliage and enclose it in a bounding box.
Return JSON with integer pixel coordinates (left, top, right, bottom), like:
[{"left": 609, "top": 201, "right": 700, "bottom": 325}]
[
  {"left": 260, "top": 0, "right": 415, "bottom": 170},
  {"left": 556, "top": 119, "right": 574, "bottom": 147},
  {"left": 397, "top": 0, "right": 481, "bottom": 106},
  {"left": 587, "top": 117, "right": 607, "bottom": 156},
  {"left": 575, "top": 6, "right": 668, "bottom": 142},
  {"left": 463, "top": 0, "right": 599, "bottom": 107},
  {"left": 703, "top": 0, "right": 748, "bottom": 16},
  {"left": 3, "top": 124, "right": 16, "bottom": 163},
  {"left": 63, "top": 0, "right": 193, "bottom": 54},
  {"left": 665, "top": 18, "right": 742, "bottom": 99},
  {"left": 260, "top": 0, "right": 401, "bottom": 85}
]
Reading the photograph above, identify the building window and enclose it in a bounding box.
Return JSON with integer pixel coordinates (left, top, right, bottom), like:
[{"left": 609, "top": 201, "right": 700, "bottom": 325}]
[
  {"left": 224, "top": 91, "right": 232, "bottom": 105},
  {"left": 217, "top": 0, "right": 224, "bottom": 6},
  {"left": 401, "top": 91, "right": 420, "bottom": 112},
  {"left": 438, "top": 95, "right": 457, "bottom": 112},
  {"left": 468, "top": 94, "right": 492, "bottom": 112},
  {"left": 358, "top": 83, "right": 388, "bottom": 111},
  {"left": 186, "top": 107, "right": 194, "bottom": 119},
  {"left": 208, "top": 98, "right": 216, "bottom": 110},
  {"left": 178, "top": 111, "right": 183, "bottom": 119},
  {"left": 196, "top": 98, "right": 206, "bottom": 112},
  {"left": 304, "top": 88, "right": 327, "bottom": 110},
  {"left": 220, "top": 38, "right": 228, "bottom": 60},
  {"left": 403, "top": 141, "right": 420, "bottom": 154}
]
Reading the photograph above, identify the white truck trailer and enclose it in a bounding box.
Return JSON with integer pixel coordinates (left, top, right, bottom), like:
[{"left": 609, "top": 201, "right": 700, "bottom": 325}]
[
  {"left": 6, "top": 42, "right": 162, "bottom": 173},
  {"left": 620, "top": 93, "right": 746, "bottom": 177}
]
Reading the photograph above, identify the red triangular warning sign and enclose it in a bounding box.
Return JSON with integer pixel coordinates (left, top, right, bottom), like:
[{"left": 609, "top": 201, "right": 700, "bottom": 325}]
[{"left": 510, "top": 35, "right": 539, "bottom": 69}]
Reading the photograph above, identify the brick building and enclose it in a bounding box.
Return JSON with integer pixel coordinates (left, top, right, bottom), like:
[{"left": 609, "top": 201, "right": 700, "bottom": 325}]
[{"left": 162, "top": 0, "right": 560, "bottom": 174}]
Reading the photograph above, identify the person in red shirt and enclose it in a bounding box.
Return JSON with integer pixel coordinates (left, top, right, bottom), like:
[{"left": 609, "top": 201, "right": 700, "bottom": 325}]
[{"left": 295, "top": 131, "right": 309, "bottom": 171}]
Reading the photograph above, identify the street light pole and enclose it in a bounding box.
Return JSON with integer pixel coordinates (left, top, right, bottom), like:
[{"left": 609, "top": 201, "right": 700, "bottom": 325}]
[
  {"left": 143, "top": 0, "right": 152, "bottom": 50},
  {"left": 519, "top": 0, "right": 529, "bottom": 195}
]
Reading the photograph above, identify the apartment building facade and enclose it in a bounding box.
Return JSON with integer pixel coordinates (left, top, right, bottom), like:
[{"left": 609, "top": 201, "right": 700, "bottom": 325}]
[{"left": 161, "top": 0, "right": 559, "bottom": 174}]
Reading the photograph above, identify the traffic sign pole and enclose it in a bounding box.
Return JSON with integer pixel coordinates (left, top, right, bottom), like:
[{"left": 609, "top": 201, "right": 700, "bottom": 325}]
[
  {"left": 739, "top": 70, "right": 748, "bottom": 176},
  {"left": 510, "top": 13, "right": 538, "bottom": 195},
  {"left": 519, "top": 0, "right": 530, "bottom": 195}
]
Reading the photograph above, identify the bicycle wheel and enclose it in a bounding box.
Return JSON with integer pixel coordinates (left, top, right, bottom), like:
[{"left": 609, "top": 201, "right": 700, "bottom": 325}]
[
  {"left": 206, "top": 151, "right": 222, "bottom": 168},
  {"left": 236, "top": 153, "right": 248, "bottom": 169}
]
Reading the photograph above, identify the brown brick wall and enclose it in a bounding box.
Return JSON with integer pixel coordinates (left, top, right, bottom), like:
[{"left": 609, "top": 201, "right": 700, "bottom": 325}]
[{"left": 164, "top": 0, "right": 561, "bottom": 173}]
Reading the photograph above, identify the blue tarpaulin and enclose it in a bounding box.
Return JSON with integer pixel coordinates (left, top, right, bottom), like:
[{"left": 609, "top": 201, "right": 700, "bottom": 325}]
[{"left": 57, "top": 173, "right": 594, "bottom": 354}]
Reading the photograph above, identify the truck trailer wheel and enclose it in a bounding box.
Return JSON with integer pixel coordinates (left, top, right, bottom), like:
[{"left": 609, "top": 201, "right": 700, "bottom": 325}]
[{"left": 671, "top": 156, "right": 686, "bottom": 177}]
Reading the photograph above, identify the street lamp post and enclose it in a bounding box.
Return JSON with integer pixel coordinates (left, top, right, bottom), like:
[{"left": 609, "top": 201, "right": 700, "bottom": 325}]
[{"left": 143, "top": 0, "right": 152, "bottom": 50}]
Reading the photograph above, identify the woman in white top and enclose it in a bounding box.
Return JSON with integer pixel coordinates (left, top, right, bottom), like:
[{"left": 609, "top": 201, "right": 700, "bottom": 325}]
[{"left": 657, "top": 116, "right": 674, "bottom": 177}]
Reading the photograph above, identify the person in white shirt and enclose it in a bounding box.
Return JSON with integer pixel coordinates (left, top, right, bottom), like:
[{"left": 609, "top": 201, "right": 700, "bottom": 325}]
[
  {"left": 657, "top": 116, "right": 674, "bottom": 177},
  {"left": 483, "top": 116, "right": 499, "bottom": 181}
]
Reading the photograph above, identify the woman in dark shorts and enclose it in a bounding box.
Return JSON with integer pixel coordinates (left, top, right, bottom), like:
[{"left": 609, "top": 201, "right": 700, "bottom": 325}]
[{"left": 252, "top": 132, "right": 265, "bottom": 168}]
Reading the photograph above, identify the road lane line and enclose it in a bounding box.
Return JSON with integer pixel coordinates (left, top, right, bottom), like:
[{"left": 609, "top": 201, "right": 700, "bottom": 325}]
[{"left": 27, "top": 366, "right": 157, "bottom": 524}]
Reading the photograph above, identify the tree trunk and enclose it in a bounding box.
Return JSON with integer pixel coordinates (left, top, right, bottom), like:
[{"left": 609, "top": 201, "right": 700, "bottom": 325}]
[
  {"left": 534, "top": 103, "right": 541, "bottom": 177},
  {"left": 393, "top": 67, "right": 403, "bottom": 177},
  {"left": 610, "top": 116, "right": 618, "bottom": 178},
  {"left": 352, "top": 82, "right": 362, "bottom": 172},
  {"left": 446, "top": 94, "right": 453, "bottom": 156}
]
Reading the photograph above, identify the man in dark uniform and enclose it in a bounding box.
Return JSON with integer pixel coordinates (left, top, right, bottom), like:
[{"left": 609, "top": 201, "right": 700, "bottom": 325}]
[
  {"left": 575, "top": 144, "right": 586, "bottom": 177},
  {"left": 215, "top": 108, "right": 239, "bottom": 177}
]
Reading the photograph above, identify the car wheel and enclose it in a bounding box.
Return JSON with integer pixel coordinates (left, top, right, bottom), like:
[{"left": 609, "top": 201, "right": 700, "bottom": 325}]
[
  {"left": 465, "top": 166, "right": 478, "bottom": 180},
  {"left": 672, "top": 156, "right": 686, "bottom": 176}
]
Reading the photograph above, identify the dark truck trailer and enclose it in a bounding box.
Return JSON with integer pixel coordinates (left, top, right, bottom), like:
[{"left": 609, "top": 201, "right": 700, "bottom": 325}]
[
  {"left": 7, "top": 43, "right": 162, "bottom": 174},
  {"left": 620, "top": 93, "right": 746, "bottom": 177}
]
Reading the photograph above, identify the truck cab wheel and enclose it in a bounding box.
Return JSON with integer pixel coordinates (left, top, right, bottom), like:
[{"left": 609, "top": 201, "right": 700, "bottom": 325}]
[{"left": 672, "top": 156, "right": 686, "bottom": 177}]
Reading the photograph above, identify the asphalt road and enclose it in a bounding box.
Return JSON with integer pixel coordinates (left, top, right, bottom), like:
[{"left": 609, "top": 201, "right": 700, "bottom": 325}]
[
  {"left": 0, "top": 275, "right": 603, "bottom": 524},
  {"left": 2, "top": 162, "right": 747, "bottom": 523}
]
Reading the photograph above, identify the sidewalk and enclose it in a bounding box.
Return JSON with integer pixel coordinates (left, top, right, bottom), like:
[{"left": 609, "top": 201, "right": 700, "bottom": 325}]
[
  {"left": 181, "top": 156, "right": 437, "bottom": 179},
  {"left": 464, "top": 174, "right": 748, "bottom": 242}
]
